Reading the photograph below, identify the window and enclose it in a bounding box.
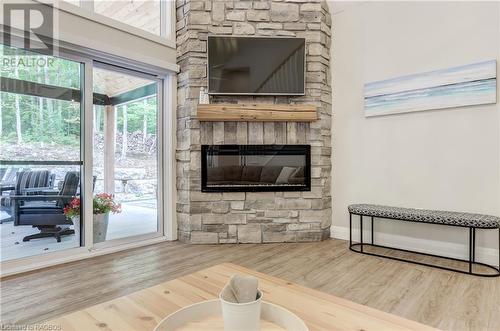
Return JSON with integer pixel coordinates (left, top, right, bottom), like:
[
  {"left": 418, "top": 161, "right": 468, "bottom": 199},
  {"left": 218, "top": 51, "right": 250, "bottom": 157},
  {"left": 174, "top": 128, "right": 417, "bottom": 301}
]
[
  {"left": 0, "top": 44, "right": 83, "bottom": 261},
  {"left": 94, "top": 0, "right": 161, "bottom": 36},
  {"left": 61, "top": 0, "right": 170, "bottom": 39},
  {"left": 92, "top": 65, "right": 161, "bottom": 243},
  {"left": 1, "top": 42, "right": 170, "bottom": 266}
]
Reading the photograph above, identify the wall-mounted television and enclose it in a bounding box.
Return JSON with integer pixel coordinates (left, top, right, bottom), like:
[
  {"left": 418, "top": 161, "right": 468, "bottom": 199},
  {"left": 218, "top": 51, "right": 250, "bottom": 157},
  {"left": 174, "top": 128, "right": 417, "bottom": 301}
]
[{"left": 208, "top": 36, "right": 305, "bottom": 95}]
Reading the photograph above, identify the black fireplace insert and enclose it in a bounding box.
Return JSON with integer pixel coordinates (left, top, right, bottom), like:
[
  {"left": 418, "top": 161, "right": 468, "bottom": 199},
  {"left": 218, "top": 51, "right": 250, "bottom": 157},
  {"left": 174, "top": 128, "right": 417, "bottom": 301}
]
[{"left": 201, "top": 145, "right": 311, "bottom": 192}]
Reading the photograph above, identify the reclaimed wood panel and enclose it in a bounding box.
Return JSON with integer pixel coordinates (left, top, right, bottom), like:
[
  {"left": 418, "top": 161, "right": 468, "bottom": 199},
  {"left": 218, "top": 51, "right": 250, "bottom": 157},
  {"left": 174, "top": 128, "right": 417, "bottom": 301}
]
[
  {"left": 263, "top": 123, "right": 276, "bottom": 144},
  {"left": 223, "top": 122, "right": 237, "bottom": 144},
  {"left": 248, "top": 122, "right": 264, "bottom": 144},
  {"left": 236, "top": 122, "right": 248, "bottom": 144},
  {"left": 212, "top": 122, "right": 224, "bottom": 144},
  {"left": 200, "top": 122, "right": 213, "bottom": 145},
  {"left": 274, "top": 122, "right": 287, "bottom": 144},
  {"left": 197, "top": 104, "right": 317, "bottom": 122}
]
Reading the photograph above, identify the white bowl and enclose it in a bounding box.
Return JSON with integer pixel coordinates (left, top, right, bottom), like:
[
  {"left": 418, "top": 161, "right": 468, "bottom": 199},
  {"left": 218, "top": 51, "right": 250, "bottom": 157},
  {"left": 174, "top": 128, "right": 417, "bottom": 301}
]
[{"left": 154, "top": 299, "right": 308, "bottom": 331}]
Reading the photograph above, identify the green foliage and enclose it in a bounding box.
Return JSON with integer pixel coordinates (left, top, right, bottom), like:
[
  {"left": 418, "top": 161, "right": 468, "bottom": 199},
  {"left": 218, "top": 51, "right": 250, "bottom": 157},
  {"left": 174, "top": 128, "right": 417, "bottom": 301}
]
[
  {"left": 0, "top": 44, "right": 157, "bottom": 152},
  {"left": 0, "top": 92, "right": 81, "bottom": 146},
  {"left": 116, "top": 97, "right": 157, "bottom": 134}
]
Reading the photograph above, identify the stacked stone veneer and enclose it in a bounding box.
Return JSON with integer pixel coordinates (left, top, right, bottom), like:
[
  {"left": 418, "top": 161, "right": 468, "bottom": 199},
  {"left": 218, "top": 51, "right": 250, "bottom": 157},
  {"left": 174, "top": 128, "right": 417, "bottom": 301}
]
[{"left": 176, "top": 0, "right": 332, "bottom": 244}]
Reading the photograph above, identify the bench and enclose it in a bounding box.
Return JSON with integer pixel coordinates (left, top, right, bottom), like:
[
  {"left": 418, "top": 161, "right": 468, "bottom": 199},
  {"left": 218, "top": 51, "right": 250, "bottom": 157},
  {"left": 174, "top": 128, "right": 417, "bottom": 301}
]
[{"left": 348, "top": 204, "right": 500, "bottom": 277}]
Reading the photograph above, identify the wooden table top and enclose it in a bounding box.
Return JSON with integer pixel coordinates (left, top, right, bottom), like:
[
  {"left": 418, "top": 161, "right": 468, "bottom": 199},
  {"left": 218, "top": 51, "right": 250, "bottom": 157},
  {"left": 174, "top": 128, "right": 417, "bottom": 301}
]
[{"left": 45, "top": 263, "right": 438, "bottom": 331}]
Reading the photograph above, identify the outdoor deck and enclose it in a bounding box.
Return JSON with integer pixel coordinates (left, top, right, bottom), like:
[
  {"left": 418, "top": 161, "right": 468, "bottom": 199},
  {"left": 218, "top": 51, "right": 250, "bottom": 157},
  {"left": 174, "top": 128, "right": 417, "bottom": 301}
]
[{"left": 0, "top": 201, "right": 157, "bottom": 262}]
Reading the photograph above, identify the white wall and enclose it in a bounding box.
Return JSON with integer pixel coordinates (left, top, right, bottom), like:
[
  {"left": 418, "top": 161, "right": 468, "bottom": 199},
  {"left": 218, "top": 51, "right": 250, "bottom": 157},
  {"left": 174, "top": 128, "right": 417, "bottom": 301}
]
[{"left": 330, "top": 1, "right": 500, "bottom": 264}]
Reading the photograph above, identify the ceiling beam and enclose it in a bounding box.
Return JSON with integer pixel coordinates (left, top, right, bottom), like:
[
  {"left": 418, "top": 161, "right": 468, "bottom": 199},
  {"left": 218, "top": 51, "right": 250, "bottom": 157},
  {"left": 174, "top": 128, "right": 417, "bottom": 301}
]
[
  {"left": 110, "top": 83, "right": 157, "bottom": 106},
  {"left": 1, "top": 76, "right": 110, "bottom": 105},
  {"left": 1, "top": 78, "right": 156, "bottom": 106}
]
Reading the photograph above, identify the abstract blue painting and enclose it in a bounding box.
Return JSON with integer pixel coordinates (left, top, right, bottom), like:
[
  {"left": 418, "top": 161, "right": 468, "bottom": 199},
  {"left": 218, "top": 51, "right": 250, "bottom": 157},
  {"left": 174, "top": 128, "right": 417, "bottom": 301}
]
[{"left": 364, "top": 60, "right": 497, "bottom": 117}]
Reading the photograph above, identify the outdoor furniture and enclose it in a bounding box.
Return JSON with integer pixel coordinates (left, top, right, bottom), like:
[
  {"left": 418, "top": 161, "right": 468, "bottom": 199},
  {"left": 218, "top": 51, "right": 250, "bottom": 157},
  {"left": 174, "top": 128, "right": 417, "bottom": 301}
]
[
  {"left": 0, "top": 167, "right": 20, "bottom": 195},
  {"left": 0, "top": 168, "right": 7, "bottom": 181},
  {"left": 0, "top": 183, "right": 15, "bottom": 194},
  {"left": 0, "top": 167, "right": 21, "bottom": 186},
  {"left": 0, "top": 170, "right": 54, "bottom": 224},
  {"left": 14, "top": 171, "right": 80, "bottom": 242},
  {"left": 348, "top": 204, "right": 500, "bottom": 277},
  {"left": 119, "top": 178, "right": 132, "bottom": 193}
]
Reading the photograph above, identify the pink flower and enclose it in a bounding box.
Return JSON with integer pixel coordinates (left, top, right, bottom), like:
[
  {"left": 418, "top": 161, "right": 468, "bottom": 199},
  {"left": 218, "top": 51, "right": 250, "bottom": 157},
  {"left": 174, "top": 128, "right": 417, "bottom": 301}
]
[{"left": 64, "top": 193, "right": 121, "bottom": 218}]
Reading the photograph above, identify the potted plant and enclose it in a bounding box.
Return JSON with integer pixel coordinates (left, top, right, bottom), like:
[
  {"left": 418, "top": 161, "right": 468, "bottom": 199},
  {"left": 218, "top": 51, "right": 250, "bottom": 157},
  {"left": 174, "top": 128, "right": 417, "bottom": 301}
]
[
  {"left": 64, "top": 193, "right": 122, "bottom": 243},
  {"left": 93, "top": 193, "right": 122, "bottom": 243},
  {"left": 63, "top": 198, "right": 81, "bottom": 240}
]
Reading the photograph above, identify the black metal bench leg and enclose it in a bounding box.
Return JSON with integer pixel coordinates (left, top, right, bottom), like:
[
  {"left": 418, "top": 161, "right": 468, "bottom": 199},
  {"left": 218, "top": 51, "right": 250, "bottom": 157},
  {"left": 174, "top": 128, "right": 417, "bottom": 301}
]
[
  {"left": 472, "top": 228, "right": 476, "bottom": 263},
  {"left": 469, "top": 227, "right": 473, "bottom": 274},
  {"left": 360, "top": 215, "right": 363, "bottom": 253},
  {"left": 349, "top": 213, "right": 352, "bottom": 247},
  {"left": 371, "top": 216, "right": 374, "bottom": 245}
]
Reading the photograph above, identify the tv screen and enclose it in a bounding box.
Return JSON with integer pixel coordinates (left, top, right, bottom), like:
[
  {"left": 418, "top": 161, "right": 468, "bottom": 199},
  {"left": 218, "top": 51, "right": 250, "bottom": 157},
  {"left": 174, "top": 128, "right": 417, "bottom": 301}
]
[{"left": 208, "top": 36, "right": 305, "bottom": 95}]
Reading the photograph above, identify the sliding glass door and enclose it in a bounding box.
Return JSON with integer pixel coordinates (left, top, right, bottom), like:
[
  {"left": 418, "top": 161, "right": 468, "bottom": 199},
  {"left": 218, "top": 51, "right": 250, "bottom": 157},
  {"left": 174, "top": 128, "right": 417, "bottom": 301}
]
[
  {"left": 1, "top": 44, "right": 165, "bottom": 265},
  {"left": 92, "top": 64, "right": 162, "bottom": 244},
  {"left": 0, "top": 44, "right": 84, "bottom": 261}
]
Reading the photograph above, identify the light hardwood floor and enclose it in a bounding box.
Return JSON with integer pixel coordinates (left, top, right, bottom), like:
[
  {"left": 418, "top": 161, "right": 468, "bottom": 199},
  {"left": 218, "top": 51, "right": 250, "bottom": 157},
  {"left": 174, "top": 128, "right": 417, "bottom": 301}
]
[
  {"left": 46, "top": 263, "right": 437, "bottom": 331},
  {"left": 1, "top": 239, "right": 499, "bottom": 330}
]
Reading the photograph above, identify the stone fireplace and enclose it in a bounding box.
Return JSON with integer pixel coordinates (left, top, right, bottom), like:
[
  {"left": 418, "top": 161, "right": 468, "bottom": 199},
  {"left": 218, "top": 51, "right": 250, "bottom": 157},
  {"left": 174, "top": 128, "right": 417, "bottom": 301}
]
[{"left": 176, "top": 0, "right": 332, "bottom": 244}]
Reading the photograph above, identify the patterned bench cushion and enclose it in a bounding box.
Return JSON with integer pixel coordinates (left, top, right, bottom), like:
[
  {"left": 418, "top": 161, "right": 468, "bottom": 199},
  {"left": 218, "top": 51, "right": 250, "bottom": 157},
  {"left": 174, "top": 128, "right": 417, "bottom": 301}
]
[{"left": 348, "top": 204, "right": 500, "bottom": 229}]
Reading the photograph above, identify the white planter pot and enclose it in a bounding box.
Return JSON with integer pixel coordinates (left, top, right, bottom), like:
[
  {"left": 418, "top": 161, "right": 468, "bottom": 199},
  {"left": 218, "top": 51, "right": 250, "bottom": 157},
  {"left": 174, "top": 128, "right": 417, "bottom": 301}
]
[
  {"left": 219, "top": 290, "right": 262, "bottom": 331},
  {"left": 93, "top": 213, "right": 110, "bottom": 243},
  {"left": 71, "top": 216, "right": 80, "bottom": 240}
]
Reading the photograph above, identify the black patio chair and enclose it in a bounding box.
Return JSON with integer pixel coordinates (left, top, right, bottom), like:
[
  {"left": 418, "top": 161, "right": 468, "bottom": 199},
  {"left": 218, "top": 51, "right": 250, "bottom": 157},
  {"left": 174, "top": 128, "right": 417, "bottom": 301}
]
[
  {"left": 0, "top": 168, "right": 7, "bottom": 181},
  {"left": 0, "top": 169, "right": 54, "bottom": 224},
  {"left": 1, "top": 167, "right": 21, "bottom": 186},
  {"left": 13, "top": 171, "right": 80, "bottom": 242}
]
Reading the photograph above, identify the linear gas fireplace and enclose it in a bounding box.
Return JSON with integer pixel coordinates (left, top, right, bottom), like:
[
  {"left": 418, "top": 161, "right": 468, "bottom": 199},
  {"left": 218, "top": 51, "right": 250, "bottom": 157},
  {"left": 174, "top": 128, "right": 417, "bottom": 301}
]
[{"left": 201, "top": 145, "right": 311, "bottom": 192}]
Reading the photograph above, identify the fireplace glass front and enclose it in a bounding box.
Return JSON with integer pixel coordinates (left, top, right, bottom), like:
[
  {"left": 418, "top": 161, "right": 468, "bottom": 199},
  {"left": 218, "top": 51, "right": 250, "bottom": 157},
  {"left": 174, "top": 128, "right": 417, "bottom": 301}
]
[{"left": 201, "top": 145, "right": 311, "bottom": 192}]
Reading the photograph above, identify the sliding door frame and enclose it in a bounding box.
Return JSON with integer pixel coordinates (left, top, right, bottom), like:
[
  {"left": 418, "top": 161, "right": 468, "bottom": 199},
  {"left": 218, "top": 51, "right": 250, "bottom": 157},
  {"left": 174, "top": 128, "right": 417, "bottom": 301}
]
[
  {"left": 1, "top": 47, "right": 94, "bottom": 268},
  {"left": 1, "top": 41, "right": 176, "bottom": 277},
  {"left": 91, "top": 61, "right": 164, "bottom": 250},
  {"left": 162, "top": 74, "right": 177, "bottom": 240},
  {"left": 82, "top": 54, "right": 94, "bottom": 251}
]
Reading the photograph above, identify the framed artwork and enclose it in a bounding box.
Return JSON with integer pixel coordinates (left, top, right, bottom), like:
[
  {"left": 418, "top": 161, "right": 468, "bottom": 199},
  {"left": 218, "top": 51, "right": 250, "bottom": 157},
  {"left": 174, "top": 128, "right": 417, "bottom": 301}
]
[{"left": 364, "top": 60, "right": 497, "bottom": 117}]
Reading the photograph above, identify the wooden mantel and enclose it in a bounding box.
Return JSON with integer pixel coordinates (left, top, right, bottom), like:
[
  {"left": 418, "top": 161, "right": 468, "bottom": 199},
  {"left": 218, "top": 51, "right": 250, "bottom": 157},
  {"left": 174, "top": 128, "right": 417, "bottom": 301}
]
[{"left": 196, "top": 103, "right": 317, "bottom": 122}]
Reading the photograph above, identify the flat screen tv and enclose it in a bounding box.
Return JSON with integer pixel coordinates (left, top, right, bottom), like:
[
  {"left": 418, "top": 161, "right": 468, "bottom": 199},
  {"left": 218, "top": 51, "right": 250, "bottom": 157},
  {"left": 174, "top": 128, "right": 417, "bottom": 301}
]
[{"left": 208, "top": 36, "right": 305, "bottom": 95}]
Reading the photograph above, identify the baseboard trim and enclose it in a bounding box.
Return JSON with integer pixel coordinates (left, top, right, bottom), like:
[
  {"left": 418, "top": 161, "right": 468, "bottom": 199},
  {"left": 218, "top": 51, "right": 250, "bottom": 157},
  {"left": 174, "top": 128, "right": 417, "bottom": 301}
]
[{"left": 331, "top": 226, "right": 499, "bottom": 267}]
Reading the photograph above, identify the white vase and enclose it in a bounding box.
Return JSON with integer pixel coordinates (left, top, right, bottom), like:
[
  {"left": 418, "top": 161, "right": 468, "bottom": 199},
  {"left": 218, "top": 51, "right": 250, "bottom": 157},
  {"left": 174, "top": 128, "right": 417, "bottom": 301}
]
[
  {"left": 71, "top": 216, "right": 80, "bottom": 240},
  {"left": 220, "top": 290, "right": 262, "bottom": 331},
  {"left": 93, "top": 213, "right": 110, "bottom": 243}
]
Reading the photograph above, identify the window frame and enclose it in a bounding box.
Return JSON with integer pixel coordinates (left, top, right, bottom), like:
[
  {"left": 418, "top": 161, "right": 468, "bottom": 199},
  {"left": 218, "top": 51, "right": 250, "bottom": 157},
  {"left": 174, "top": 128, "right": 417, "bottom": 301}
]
[
  {"left": 37, "top": 0, "right": 176, "bottom": 49},
  {"left": 90, "top": 61, "right": 165, "bottom": 249},
  {"left": 0, "top": 47, "right": 94, "bottom": 262},
  {"left": 0, "top": 36, "right": 177, "bottom": 276}
]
